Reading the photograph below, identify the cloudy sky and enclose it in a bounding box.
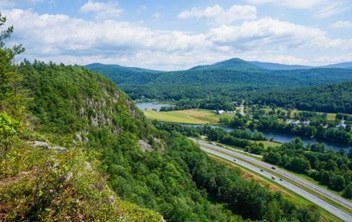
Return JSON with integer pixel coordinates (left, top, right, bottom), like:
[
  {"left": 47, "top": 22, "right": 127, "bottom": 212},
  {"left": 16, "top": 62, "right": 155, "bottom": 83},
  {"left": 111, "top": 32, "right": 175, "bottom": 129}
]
[{"left": 0, "top": 0, "right": 351, "bottom": 70}]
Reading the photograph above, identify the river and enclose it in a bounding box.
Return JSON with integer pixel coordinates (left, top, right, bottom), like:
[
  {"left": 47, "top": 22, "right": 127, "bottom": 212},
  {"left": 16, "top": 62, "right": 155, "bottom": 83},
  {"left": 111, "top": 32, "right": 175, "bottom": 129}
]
[
  {"left": 261, "top": 131, "right": 350, "bottom": 152},
  {"left": 183, "top": 124, "right": 350, "bottom": 152},
  {"left": 135, "top": 102, "right": 173, "bottom": 111}
]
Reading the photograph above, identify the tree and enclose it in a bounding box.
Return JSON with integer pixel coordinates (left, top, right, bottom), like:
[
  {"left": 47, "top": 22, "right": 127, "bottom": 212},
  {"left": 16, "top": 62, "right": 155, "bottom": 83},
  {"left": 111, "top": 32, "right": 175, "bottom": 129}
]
[
  {"left": 288, "top": 157, "right": 311, "bottom": 173},
  {"left": 331, "top": 175, "right": 346, "bottom": 191},
  {"left": 0, "top": 12, "right": 25, "bottom": 60},
  {"left": 263, "top": 151, "right": 281, "bottom": 164},
  {"left": 0, "top": 112, "right": 19, "bottom": 158},
  {"left": 0, "top": 13, "right": 26, "bottom": 117},
  {"left": 343, "top": 183, "right": 352, "bottom": 199}
]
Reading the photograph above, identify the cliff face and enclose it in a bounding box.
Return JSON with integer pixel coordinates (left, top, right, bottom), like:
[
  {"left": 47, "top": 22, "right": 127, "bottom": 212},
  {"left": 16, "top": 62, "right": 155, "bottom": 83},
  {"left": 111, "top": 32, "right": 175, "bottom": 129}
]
[
  {"left": 20, "top": 61, "right": 157, "bottom": 149},
  {"left": 0, "top": 60, "right": 163, "bottom": 221}
]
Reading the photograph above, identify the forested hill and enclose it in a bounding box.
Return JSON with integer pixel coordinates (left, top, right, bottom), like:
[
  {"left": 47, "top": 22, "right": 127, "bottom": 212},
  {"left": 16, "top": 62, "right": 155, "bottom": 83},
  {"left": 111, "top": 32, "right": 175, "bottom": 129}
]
[
  {"left": 1, "top": 58, "right": 163, "bottom": 221},
  {"left": 189, "top": 58, "right": 263, "bottom": 71},
  {"left": 85, "top": 63, "right": 162, "bottom": 84},
  {"left": 87, "top": 61, "right": 352, "bottom": 101},
  {"left": 249, "top": 61, "right": 311, "bottom": 70},
  {"left": 1, "top": 55, "right": 322, "bottom": 221},
  {"left": 251, "top": 81, "right": 352, "bottom": 114}
]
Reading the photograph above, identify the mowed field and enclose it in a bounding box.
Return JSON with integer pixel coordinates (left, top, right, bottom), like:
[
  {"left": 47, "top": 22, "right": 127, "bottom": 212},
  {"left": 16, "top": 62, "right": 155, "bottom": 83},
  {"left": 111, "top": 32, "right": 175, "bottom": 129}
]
[{"left": 144, "top": 109, "right": 232, "bottom": 124}]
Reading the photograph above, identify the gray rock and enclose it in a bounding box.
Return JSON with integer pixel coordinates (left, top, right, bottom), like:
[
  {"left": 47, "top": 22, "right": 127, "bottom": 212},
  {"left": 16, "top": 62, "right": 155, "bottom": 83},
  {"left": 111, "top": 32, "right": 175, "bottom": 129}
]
[
  {"left": 50, "top": 146, "right": 68, "bottom": 153},
  {"left": 139, "top": 139, "right": 153, "bottom": 152},
  {"left": 84, "top": 161, "right": 92, "bottom": 171},
  {"left": 33, "top": 141, "right": 51, "bottom": 149},
  {"left": 65, "top": 171, "right": 73, "bottom": 182}
]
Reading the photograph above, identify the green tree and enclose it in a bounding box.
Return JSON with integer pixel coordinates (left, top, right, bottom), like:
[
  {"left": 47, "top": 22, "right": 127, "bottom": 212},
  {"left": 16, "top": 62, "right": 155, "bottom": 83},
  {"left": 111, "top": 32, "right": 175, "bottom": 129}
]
[
  {"left": 263, "top": 151, "right": 281, "bottom": 164},
  {"left": 331, "top": 175, "right": 346, "bottom": 191},
  {"left": 0, "top": 12, "right": 25, "bottom": 60},
  {"left": 0, "top": 13, "right": 26, "bottom": 117},
  {"left": 289, "top": 157, "right": 311, "bottom": 173},
  {"left": 343, "top": 183, "right": 352, "bottom": 199},
  {"left": 0, "top": 112, "right": 19, "bottom": 158}
]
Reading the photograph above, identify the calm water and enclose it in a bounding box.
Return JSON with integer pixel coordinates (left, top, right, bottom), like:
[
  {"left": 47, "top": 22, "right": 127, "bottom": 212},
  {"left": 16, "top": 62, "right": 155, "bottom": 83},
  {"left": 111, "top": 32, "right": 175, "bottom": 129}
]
[
  {"left": 182, "top": 124, "right": 350, "bottom": 152},
  {"left": 262, "top": 132, "right": 350, "bottom": 152},
  {"left": 136, "top": 102, "right": 172, "bottom": 111}
]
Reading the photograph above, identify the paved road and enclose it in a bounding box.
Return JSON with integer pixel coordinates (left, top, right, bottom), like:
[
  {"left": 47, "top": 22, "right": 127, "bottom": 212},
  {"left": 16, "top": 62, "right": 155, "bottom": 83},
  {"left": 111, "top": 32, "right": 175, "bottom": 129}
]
[{"left": 194, "top": 139, "right": 352, "bottom": 222}]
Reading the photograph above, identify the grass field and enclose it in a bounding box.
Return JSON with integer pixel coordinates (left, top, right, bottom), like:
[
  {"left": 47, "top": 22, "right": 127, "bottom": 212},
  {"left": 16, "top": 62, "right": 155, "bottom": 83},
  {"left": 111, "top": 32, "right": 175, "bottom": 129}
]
[
  {"left": 258, "top": 140, "right": 281, "bottom": 148},
  {"left": 326, "top": 113, "right": 337, "bottom": 121},
  {"left": 144, "top": 109, "right": 232, "bottom": 124}
]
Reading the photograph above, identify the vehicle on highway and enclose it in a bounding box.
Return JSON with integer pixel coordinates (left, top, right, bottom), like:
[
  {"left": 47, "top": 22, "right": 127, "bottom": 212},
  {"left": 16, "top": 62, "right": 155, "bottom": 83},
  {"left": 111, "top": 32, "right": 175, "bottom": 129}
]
[
  {"left": 233, "top": 159, "right": 236, "bottom": 161},
  {"left": 279, "top": 178, "right": 283, "bottom": 181},
  {"left": 271, "top": 166, "right": 276, "bottom": 170},
  {"left": 271, "top": 176, "right": 275, "bottom": 180},
  {"left": 260, "top": 169, "right": 264, "bottom": 172}
]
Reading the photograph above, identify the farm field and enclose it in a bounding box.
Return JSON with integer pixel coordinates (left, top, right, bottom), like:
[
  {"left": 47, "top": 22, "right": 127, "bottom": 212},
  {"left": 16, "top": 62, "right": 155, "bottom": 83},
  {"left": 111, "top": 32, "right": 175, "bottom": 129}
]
[
  {"left": 144, "top": 109, "right": 232, "bottom": 124},
  {"left": 257, "top": 140, "right": 281, "bottom": 148}
]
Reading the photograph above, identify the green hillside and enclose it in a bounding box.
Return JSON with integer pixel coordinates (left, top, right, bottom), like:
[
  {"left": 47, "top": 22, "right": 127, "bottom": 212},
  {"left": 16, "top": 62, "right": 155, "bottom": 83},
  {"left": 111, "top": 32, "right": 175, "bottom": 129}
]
[
  {"left": 1, "top": 57, "right": 163, "bottom": 221},
  {"left": 0, "top": 52, "right": 323, "bottom": 221},
  {"left": 85, "top": 63, "right": 161, "bottom": 85},
  {"left": 86, "top": 62, "right": 352, "bottom": 102},
  {"left": 0, "top": 18, "right": 323, "bottom": 221},
  {"left": 251, "top": 81, "right": 352, "bottom": 114},
  {"left": 190, "top": 58, "right": 263, "bottom": 71}
]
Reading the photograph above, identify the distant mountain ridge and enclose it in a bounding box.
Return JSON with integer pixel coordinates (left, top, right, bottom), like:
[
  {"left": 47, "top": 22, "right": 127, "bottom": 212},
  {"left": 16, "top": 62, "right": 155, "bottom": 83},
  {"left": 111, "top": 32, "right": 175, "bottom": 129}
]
[
  {"left": 321, "top": 61, "right": 352, "bottom": 69},
  {"left": 86, "top": 63, "right": 162, "bottom": 74},
  {"left": 190, "top": 58, "right": 263, "bottom": 72},
  {"left": 249, "top": 61, "right": 312, "bottom": 70},
  {"left": 192, "top": 58, "right": 352, "bottom": 71},
  {"left": 85, "top": 63, "right": 162, "bottom": 84},
  {"left": 86, "top": 58, "right": 352, "bottom": 73}
]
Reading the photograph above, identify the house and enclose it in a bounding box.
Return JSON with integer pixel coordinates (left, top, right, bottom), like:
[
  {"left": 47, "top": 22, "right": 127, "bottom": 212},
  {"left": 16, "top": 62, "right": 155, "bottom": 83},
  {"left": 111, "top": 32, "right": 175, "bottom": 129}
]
[
  {"left": 217, "top": 110, "right": 225, "bottom": 114},
  {"left": 336, "top": 117, "right": 346, "bottom": 129},
  {"left": 286, "top": 119, "right": 303, "bottom": 126},
  {"left": 303, "top": 120, "right": 310, "bottom": 125}
]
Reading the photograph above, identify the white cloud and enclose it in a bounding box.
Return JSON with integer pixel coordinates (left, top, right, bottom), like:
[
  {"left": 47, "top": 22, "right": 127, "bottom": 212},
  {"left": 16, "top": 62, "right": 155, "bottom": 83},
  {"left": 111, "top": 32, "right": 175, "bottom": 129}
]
[
  {"left": 80, "top": 0, "right": 123, "bottom": 20},
  {"left": 3, "top": 8, "right": 352, "bottom": 70},
  {"left": 178, "top": 4, "right": 256, "bottom": 24},
  {"left": 246, "top": 0, "right": 327, "bottom": 9},
  {"left": 247, "top": 0, "right": 348, "bottom": 18},
  {"left": 331, "top": 20, "right": 352, "bottom": 28},
  {"left": 313, "top": 1, "right": 349, "bottom": 18},
  {"left": 208, "top": 17, "right": 331, "bottom": 50},
  {"left": 4, "top": 9, "right": 212, "bottom": 69}
]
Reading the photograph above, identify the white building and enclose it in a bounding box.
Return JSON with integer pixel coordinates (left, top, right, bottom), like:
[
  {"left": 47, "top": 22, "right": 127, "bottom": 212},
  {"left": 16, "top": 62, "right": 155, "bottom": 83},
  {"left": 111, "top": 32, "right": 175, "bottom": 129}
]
[{"left": 336, "top": 117, "right": 347, "bottom": 129}]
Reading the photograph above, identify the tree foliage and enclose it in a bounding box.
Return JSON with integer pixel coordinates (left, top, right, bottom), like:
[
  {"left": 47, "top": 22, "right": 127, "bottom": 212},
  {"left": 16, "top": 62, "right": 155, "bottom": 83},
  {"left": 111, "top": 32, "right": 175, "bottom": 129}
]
[{"left": 0, "top": 112, "right": 19, "bottom": 158}]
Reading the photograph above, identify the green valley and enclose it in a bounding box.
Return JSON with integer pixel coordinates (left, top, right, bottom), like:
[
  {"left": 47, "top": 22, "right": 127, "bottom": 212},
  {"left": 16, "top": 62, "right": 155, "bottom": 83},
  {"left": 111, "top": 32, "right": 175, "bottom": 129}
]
[
  {"left": 2, "top": 6, "right": 352, "bottom": 222},
  {"left": 0, "top": 16, "right": 327, "bottom": 221}
]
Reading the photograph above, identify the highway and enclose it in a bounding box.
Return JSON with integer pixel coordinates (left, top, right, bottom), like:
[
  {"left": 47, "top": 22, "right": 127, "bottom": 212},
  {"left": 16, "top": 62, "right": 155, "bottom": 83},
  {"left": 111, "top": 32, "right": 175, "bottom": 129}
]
[{"left": 193, "top": 139, "right": 352, "bottom": 222}]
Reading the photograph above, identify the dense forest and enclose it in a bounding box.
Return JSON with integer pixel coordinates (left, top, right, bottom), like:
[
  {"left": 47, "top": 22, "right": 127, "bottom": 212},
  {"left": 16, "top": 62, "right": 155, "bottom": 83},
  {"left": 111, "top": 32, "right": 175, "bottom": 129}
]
[
  {"left": 1, "top": 40, "right": 322, "bottom": 222},
  {"left": 154, "top": 122, "right": 352, "bottom": 199},
  {"left": 11, "top": 60, "right": 323, "bottom": 221},
  {"left": 2, "top": 13, "right": 351, "bottom": 221},
  {"left": 87, "top": 61, "right": 352, "bottom": 114},
  {"left": 263, "top": 139, "right": 352, "bottom": 196},
  {"left": 250, "top": 82, "right": 352, "bottom": 114}
]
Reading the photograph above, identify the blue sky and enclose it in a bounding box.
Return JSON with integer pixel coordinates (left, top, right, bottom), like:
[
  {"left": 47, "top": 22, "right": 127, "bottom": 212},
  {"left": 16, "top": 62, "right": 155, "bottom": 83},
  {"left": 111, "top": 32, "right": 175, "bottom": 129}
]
[{"left": 1, "top": 0, "right": 351, "bottom": 70}]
